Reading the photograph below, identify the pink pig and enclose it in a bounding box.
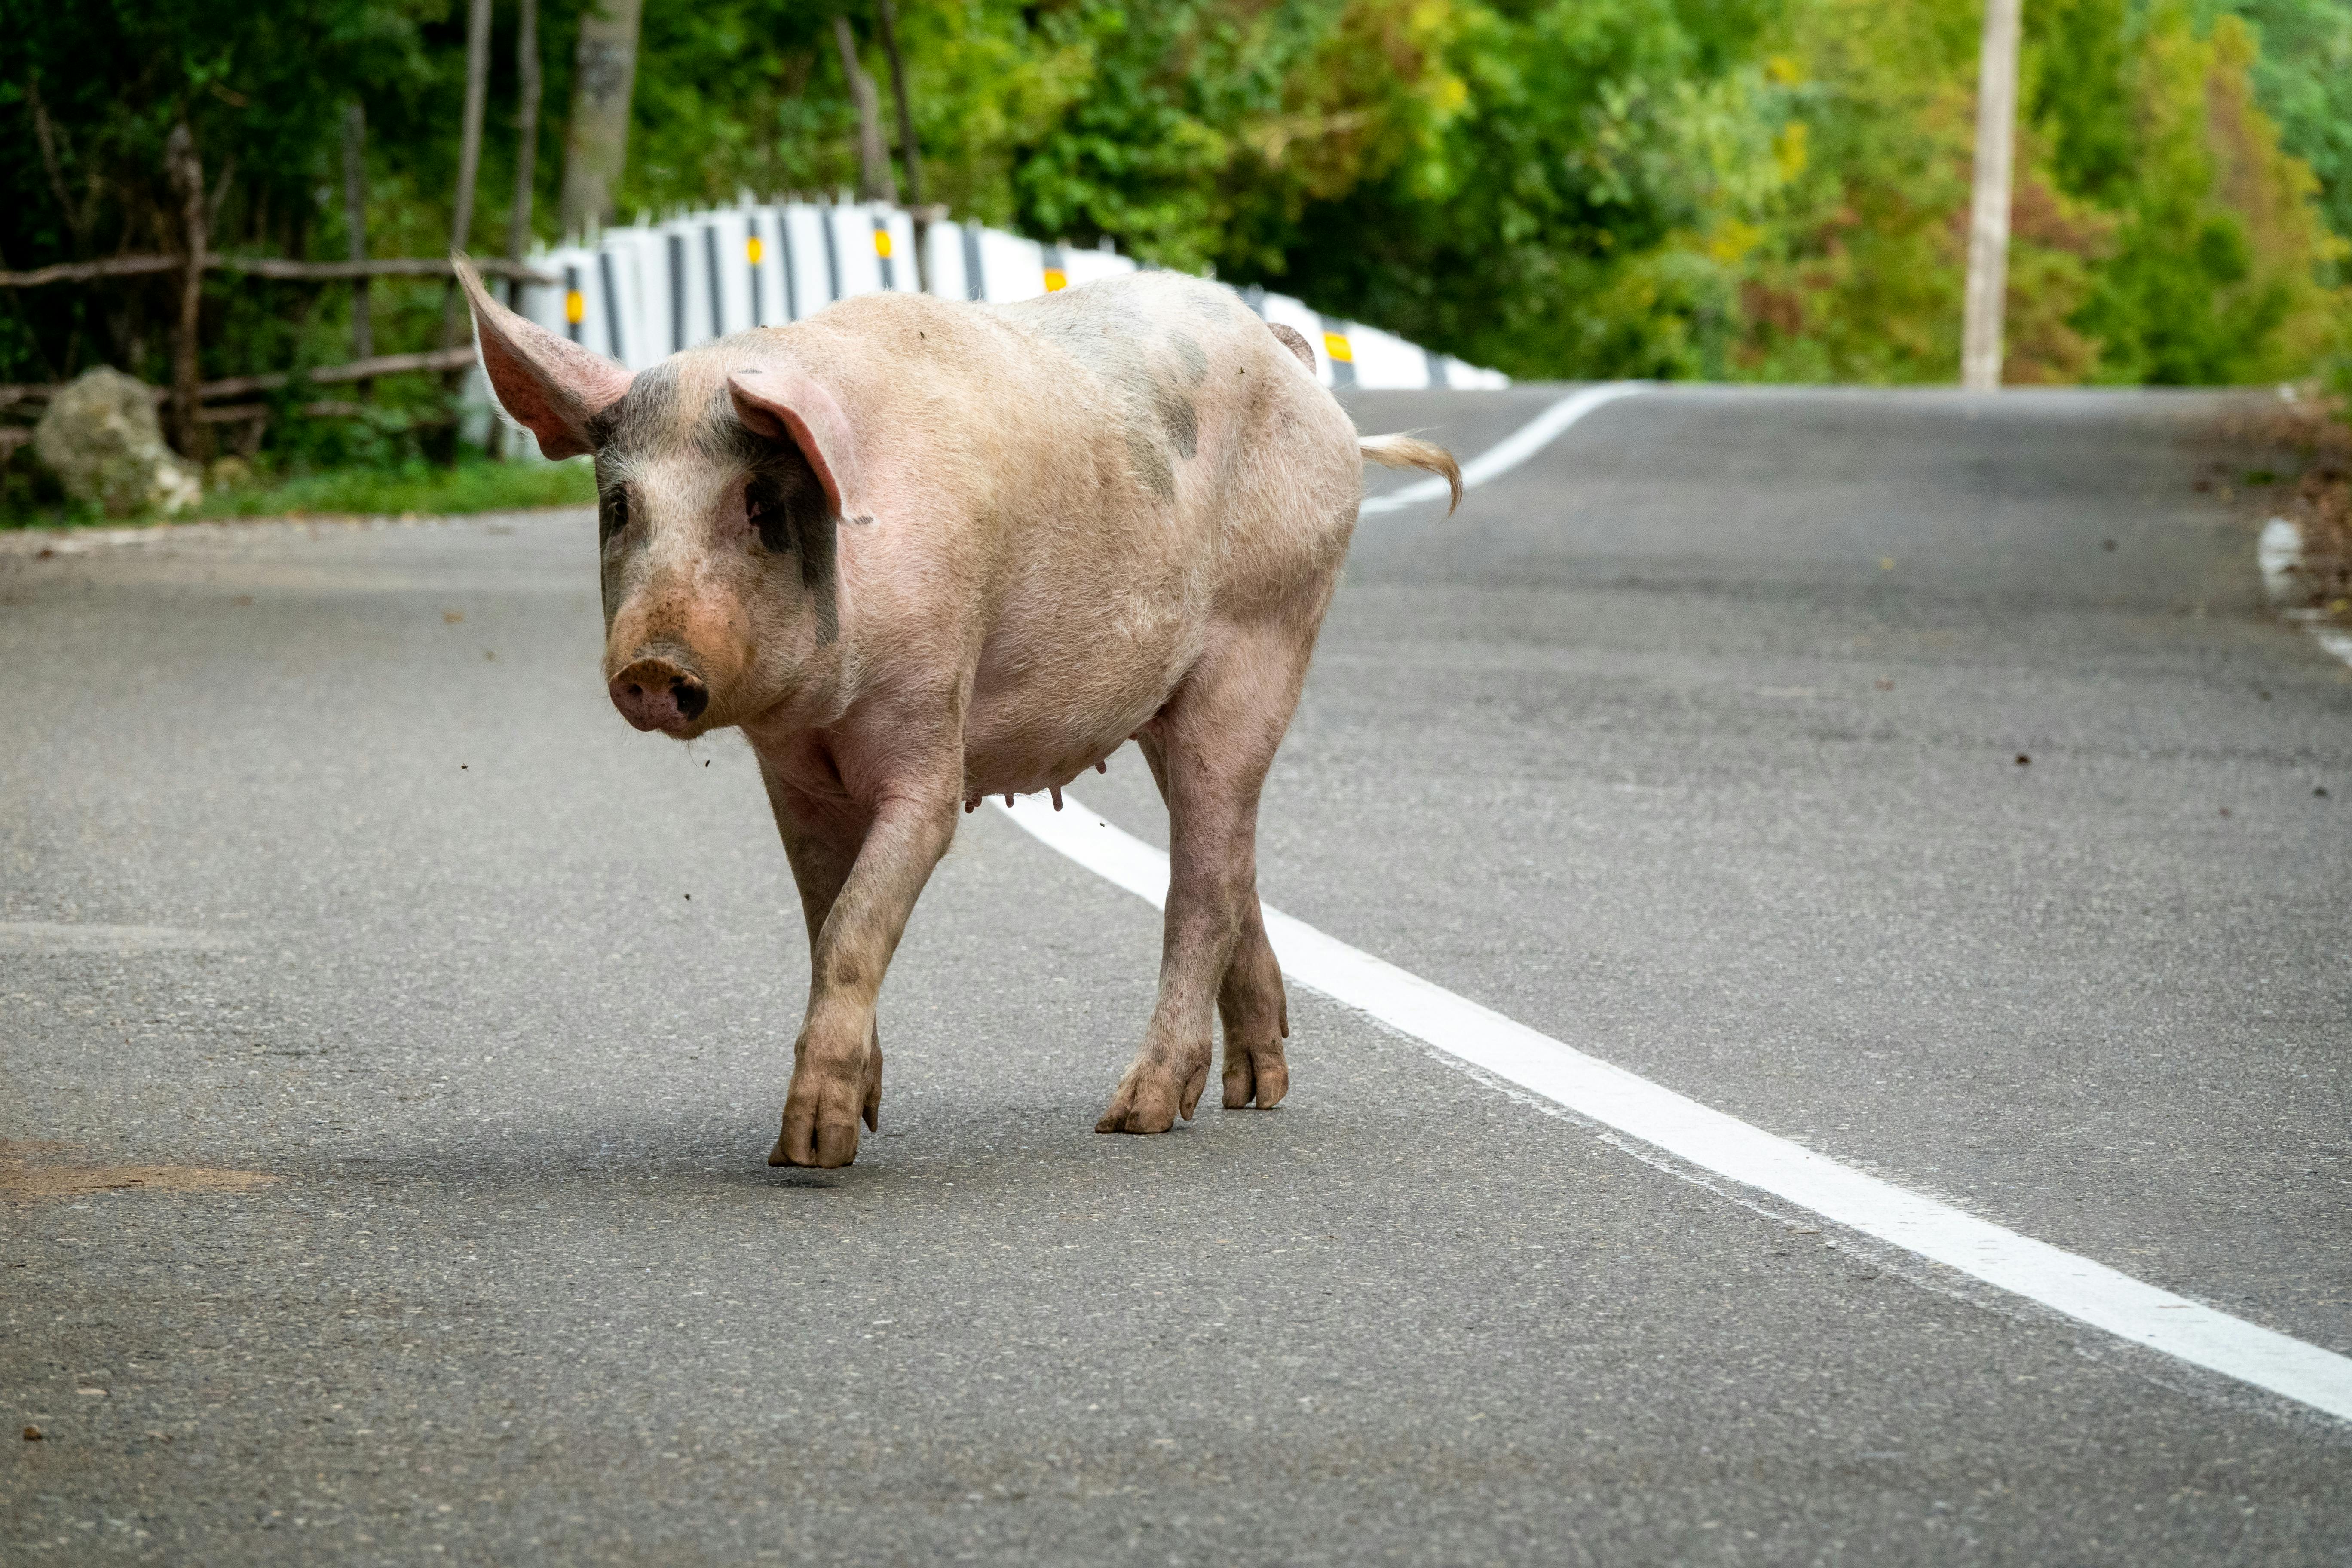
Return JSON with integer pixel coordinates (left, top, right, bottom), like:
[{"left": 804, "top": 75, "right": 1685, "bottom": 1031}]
[{"left": 459, "top": 258, "right": 1458, "bottom": 1168}]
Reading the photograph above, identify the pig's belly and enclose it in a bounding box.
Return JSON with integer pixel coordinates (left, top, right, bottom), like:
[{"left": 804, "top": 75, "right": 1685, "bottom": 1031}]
[{"left": 958, "top": 616, "right": 1198, "bottom": 799}]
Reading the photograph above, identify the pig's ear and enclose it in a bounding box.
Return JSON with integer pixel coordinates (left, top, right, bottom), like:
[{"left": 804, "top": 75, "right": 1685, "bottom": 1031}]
[
  {"left": 727, "top": 368, "right": 862, "bottom": 517},
  {"left": 456, "top": 254, "right": 631, "bottom": 461}
]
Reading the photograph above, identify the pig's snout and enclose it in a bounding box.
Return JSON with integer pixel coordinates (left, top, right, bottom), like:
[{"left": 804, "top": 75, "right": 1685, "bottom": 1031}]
[{"left": 609, "top": 657, "right": 710, "bottom": 732}]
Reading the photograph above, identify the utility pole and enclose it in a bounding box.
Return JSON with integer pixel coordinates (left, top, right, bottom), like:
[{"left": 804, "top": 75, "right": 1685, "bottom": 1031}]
[{"left": 1961, "top": 0, "right": 2023, "bottom": 392}]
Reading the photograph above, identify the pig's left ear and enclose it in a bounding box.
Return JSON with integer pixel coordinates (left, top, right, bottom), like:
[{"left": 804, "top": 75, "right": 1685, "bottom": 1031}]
[
  {"left": 727, "top": 368, "right": 863, "bottom": 518},
  {"left": 456, "top": 254, "right": 631, "bottom": 460}
]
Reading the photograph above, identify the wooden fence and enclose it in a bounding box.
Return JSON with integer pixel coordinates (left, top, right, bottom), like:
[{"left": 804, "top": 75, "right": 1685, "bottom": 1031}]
[{"left": 0, "top": 255, "right": 556, "bottom": 461}]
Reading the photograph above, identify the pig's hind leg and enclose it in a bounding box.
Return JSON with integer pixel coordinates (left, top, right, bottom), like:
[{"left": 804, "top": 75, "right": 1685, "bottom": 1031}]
[
  {"left": 1098, "top": 625, "right": 1305, "bottom": 1134},
  {"left": 1216, "top": 898, "right": 1290, "bottom": 1110},
  {"left": 1133, "top": 733, "right": 1291, "bottom": 1114}
]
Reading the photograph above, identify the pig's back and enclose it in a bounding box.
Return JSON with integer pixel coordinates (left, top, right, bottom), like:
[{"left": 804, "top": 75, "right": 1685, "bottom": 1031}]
[
  {"left": 988, "top": 272, "right": 1363, "bottom": 614},
  {"left": 958, "top": 274, "right": 1361, "bottom": 789}
]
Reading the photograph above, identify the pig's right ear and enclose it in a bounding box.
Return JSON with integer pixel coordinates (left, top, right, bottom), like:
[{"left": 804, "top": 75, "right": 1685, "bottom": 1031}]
[{"left": 456, "top": 254, "right": 631, "bottom": 460}]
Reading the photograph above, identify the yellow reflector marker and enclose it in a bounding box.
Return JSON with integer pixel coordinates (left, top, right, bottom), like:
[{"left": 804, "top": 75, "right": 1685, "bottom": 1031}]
[
  {"left": 747, "top": 236, "right": 764, "bottom": 265},
  {"left": 1043, "top": 268, "right": 1068, "bottom": 292},
  {"left": 564, "top": 291, "right": 585, "bottom": 326},
  {"left": 874, "top": 230, "right": 893, "bottom": 259},
  {"left": 1323, "top": 332, "right": 1353, "bottom": 364}
]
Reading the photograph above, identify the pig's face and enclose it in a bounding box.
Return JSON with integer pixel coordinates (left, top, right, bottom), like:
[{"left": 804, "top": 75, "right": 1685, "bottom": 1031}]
[
  {"left": 588, "top": 363, "right": 845, "bottom": 738},
  {"left": 458, "top": 261, "right": 861, "bottom": 741}
]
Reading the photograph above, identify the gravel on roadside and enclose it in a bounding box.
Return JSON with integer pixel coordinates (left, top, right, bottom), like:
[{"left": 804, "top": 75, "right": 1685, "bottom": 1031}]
[{"left": 2226, "top": 389, "right": 2352, "bottom": 617}]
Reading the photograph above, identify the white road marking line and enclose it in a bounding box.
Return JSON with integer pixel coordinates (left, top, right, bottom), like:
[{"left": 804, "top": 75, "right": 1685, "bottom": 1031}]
[
  {"left": 1358, "top": 381, "right": 1650, "bottom": 514},
  {"left": 2258, "top": 517, "right": 2352, "bottom": 670},
  {"left": 996, "top": 791, "right": 2352, "bottom": 1426},
  {"left": 0, "top": 922, "right": 238, "bottom": 953}
]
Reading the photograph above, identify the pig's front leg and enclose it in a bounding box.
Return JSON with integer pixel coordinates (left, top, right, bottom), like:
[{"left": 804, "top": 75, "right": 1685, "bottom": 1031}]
[
  {"left": 759, "top": 759, "right": 958, "bottom": 1169},
  {"left": 759, "top": 765, "right": 885, "bottom": 1155}
]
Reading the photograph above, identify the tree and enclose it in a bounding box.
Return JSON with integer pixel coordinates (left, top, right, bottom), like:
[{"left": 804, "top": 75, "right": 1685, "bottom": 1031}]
[
  {"left": 508, "top": 0, "right": 544, "bottom": 272},
  {"left": 833, "top": 15, "right": 897, "bottom": 204},
  {"left": 560, "top": 0, "right": 646, "bottom": 236},
  {"left": 444, "top": 0, "right": 494, "bottom": 349},
  {"left": 2073, "top": 7, "right": 2346, "bottom": 383}
]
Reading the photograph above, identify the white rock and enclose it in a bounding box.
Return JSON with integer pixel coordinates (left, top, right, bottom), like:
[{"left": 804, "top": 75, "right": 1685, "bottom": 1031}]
[{"left": 32, "top": 367, "right": 203, "bottom": 518}]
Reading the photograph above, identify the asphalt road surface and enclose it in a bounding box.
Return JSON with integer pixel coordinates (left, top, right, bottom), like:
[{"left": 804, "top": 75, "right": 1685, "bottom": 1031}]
[{"left": 5, "top": 385, "right": 2349, "bottom": 1565}]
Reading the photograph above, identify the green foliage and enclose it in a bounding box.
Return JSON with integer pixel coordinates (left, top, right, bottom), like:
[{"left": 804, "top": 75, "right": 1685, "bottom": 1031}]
[
  {"left": 1718, "top": 0, "right": 2346, "bottom": 382},
  {"left": 2071, "top": 9, "right": 2340, "bottom": 383},
  {"left": 2215, "top": 0, "right": 2352, "bottom": 254},
  {"left": 1272, "top": 0, "right": 1789, "bottom": 379},
  {"left": 2032, "top": 0, "right": 2136, "bottom": 203},
  {"left": 0, "top": 0, "right": 445, "bottom": 387},
  {"left": 2, "top": 0, "right": 2348, "bottom": 441}
]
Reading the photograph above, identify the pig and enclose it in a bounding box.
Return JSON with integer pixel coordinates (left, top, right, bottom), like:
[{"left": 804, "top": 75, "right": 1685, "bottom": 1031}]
[{"left": 457, "top": 257, "right": 1459, "bottom": 1168}]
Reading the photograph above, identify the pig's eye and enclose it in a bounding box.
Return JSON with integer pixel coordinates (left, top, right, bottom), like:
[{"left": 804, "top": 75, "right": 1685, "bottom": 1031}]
[{"left": 598, "top": 484, "right": 630, "bottom": 547}]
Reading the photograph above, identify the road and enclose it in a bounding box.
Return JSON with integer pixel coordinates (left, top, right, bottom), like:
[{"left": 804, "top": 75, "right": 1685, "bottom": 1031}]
[{"left": 4, "top": 384, "right": 2349, "bottom": 1565}]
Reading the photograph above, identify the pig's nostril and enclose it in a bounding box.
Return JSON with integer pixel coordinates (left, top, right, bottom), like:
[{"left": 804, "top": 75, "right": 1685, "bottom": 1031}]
[{"left": 610, "top": 658, "right": 705, "bottom": 731}]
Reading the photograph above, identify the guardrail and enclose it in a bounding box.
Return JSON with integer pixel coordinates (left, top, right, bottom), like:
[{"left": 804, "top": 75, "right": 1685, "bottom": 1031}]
[{"left": 515, "top": 201, "right": 1507, "bottom": 394}]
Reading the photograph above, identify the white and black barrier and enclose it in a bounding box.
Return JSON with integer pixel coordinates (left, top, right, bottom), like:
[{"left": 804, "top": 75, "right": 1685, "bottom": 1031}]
[{"left": 472, "top": 198, "right": 1504, "bottom": 443}]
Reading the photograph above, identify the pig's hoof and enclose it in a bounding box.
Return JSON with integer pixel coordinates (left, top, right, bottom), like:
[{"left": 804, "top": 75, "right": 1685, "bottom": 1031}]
[
  {"left": 1222, "top": 1038, "right": 1290, "bottom": 1110},
  {"left": 768, "top": 1043, "right": 880, "bottom": 1168},
  {"left": 1094, "top": 1053, "right": 1209, "bottom": 1135},
  {"left": 768, "top": 1110, "right": 860, "bottom": 1168}
]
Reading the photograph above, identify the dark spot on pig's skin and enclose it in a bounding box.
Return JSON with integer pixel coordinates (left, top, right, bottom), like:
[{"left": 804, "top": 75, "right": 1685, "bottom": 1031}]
[
  {"left": 586, "top": 363, "right": 681, "bottom": 455},
  {"left": 1020, "top": 301, "right": 1180, "bottom": 501},
  {"left": 596, "top": 481, "right": 630, "bottom": 623},
  {"left": 728, "top": 408, "right": 840, "bottom": 644},
  {"left": 1169, "top": 331, "right": 1210, "bottom": 387},
  {"left": 1154, "top": 385, "right": 1198, "bottom": 460},
  {"left": 794, "top": 503, "right": 839, "bottom": 643},
  {"left": 1125, "top": 426, "right": 1176, "bottom": 503}
]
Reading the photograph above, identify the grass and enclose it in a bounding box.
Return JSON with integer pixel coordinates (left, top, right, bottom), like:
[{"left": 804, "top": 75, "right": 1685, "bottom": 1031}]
[{"left": 1, "top": 454, "right": 596, "bottom": 530}]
